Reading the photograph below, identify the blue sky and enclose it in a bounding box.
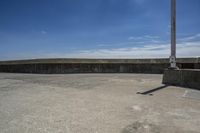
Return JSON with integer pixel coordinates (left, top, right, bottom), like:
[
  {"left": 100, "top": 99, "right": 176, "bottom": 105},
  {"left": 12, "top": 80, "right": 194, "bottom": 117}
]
[{"left": 0, "top": 0, "right": 200, "bottom": 60}]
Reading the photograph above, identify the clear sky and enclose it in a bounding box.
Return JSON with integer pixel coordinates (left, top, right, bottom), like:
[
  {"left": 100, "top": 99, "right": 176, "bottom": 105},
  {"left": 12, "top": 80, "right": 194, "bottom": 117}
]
[{"left": 0, "top": 0, "right": 200, "bottom": 60}]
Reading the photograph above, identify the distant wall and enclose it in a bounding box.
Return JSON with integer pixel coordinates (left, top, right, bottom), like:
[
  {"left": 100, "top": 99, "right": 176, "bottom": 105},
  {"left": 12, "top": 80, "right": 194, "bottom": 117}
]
[{"left": 0, "top": 58, "right": 199, "bottom": 74}]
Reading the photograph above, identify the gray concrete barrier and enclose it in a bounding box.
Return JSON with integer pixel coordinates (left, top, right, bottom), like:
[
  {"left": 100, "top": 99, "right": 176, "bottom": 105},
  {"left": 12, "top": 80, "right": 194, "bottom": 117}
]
[
  {"left": 162, "top": 69, "right": 200, "bottom": 90},
  {"left": 0, "top": 58, "right": 199, "bottom": 74}
]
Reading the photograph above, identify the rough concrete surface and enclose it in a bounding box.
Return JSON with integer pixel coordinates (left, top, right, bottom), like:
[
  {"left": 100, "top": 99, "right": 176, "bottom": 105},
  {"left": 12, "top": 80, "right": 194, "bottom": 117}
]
[
  {"left": 0, "top": 73, "right": 200, "bottom": 133},
  {"left": 163, "top": 69, "right": 200, "bottom": 90},
  {"left": 0, "top": 58, "right": 200, "bottom": 74}
]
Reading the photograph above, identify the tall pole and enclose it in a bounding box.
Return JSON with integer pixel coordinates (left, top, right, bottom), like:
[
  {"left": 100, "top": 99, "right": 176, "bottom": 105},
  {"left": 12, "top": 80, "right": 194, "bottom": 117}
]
[{"left": 170, "top": 0, "right": 177, "bottom": 68}]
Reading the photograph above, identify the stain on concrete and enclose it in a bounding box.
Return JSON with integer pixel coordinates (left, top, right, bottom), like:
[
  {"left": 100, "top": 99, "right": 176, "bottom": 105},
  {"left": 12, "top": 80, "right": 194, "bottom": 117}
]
[{"left": 122, "top": 121, "right": 160, "bottom": 133}]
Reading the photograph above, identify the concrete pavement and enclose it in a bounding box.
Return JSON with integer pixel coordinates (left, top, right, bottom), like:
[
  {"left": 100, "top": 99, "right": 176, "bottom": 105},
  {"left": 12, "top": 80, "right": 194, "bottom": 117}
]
[{"left": 0, "top": 73, "right": 200, "bottom": 133}]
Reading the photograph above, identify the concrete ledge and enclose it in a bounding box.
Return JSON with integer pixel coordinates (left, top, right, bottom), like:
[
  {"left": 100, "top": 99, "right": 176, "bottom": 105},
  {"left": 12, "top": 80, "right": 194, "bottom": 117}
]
[
  {"left": 162, "top": 69, "right": 200, "bottom": 90},
  {"left": 0, "top": 57, "right": 199, "bottom": 65},
  {"left": 0, "top": 58, "right": 199, "bottom": 74}
]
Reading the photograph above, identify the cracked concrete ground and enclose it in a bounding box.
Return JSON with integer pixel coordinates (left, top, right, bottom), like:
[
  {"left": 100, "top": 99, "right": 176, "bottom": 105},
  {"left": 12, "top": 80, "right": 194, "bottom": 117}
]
[{"left": 0, "top": 73, "right": 200, "bottom": 133}]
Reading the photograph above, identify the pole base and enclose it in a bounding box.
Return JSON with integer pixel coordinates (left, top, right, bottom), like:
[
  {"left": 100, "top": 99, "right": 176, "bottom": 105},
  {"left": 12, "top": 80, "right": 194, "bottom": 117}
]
[{"left": 168, "top": 66, "right": 179, "bottom": 70}]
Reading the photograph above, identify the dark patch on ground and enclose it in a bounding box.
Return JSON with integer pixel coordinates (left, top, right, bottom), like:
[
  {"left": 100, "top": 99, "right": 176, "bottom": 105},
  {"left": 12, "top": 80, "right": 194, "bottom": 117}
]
[{"left": 122, "top": 121, "right": 160, "bottom": 133}]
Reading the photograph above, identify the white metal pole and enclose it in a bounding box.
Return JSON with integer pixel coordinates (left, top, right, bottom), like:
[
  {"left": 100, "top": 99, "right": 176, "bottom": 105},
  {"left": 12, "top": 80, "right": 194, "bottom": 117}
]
[{"left": 170, "top": 0, "right": 177, "bottom": 68}]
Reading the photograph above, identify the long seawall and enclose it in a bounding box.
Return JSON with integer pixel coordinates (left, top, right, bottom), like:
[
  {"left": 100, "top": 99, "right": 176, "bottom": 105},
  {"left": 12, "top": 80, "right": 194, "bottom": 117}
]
[{"left": 0, "top": 58, "right": 199, "bottom": 74}]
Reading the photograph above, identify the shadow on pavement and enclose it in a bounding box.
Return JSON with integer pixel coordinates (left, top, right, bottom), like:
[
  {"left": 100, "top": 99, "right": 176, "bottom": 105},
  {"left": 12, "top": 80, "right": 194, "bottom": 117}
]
[{"left": 137, "top": 85, "right": 169, "bottom": 96}]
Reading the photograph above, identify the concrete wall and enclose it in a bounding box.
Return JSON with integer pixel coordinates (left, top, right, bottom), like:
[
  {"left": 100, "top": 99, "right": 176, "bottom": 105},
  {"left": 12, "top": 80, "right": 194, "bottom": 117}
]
[
  {"left": 163, "top": 69, "right": 200, "bottom": 90},
  {"left": 0, "top": 58, "right": 199, "bottom": 74}
]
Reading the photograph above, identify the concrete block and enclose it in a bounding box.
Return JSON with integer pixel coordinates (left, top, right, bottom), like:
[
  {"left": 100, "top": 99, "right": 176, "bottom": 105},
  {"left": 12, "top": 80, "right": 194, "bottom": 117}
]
[{"left": 162, "top": 69, "right": 200, "bottom": 90}]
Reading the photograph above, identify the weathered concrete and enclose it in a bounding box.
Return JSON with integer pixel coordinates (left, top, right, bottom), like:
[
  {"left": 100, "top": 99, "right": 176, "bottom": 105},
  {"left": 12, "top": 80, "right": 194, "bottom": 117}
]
[
  {"left": 163, "top": 69, "right": 200, "bottom": 90},
  {"left": 0, "top": 58, "right": 199, "bottom": 74},
  {"left": 0, "top": 73, "right": 200, "bottom": 133},
  {"left": 0, "top": 58, "right": 200, "bottom": 64}
]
